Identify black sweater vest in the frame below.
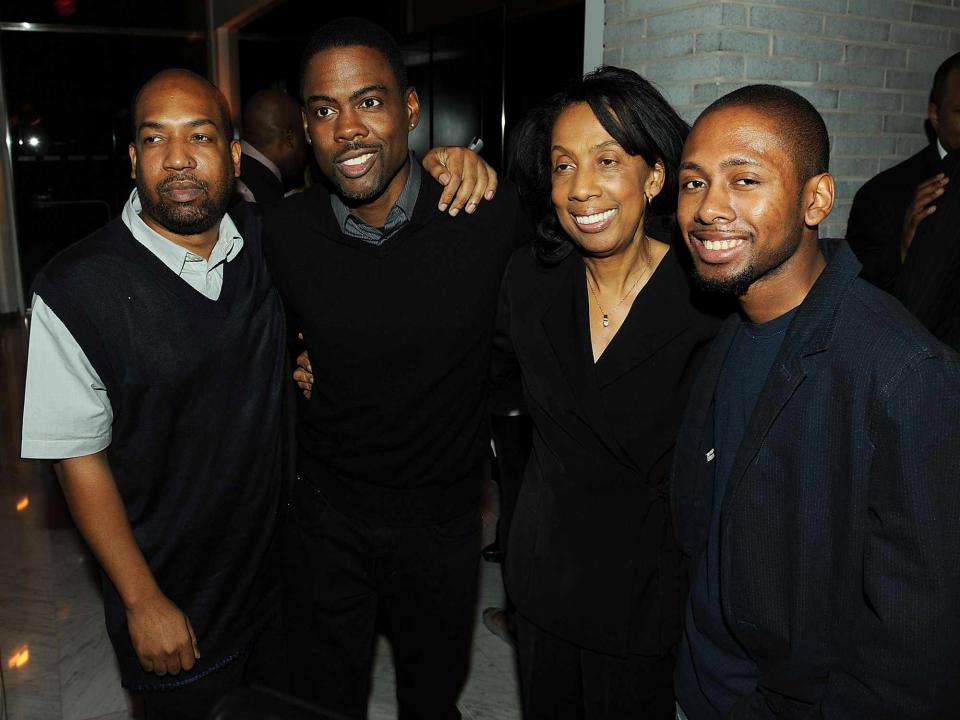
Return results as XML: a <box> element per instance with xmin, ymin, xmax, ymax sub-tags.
<box><xmin>33</xmin><ymin>204</ymin><xmax>287</xmax><ymax>690</ymax></box>
<box><xmin>264</xmin><ymin>177</ymin><xmax>526</xmax><ymax>525</ymax></box>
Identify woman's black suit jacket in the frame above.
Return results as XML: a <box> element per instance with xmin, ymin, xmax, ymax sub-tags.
<box><xmin>492</xmin><ymin>243</ymin><xmax>720</xmax><ymax>656</ymax></box>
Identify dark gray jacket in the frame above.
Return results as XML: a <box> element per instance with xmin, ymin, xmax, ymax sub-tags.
<box><xmin>672</xmin><ymin>239</ymin><xmax>960</xmax><ymax>719</ymax></box>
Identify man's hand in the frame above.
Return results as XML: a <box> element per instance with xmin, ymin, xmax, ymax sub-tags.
<box><xmin>295</xmin><ymin>348</ymin><xmax>313</xmax><ymax>400</ymax></box>
<box><xmin>902</xmin><ymin>173</ymin><xmax>949</xmax><ymax>261</ymax></box>
<box><xmin>126</xmin><ymin>589</ymin><xmax>199</xmax><ymax>676</ymax></box>
<box><xmin>422</xmin><ymin>147</ymin><xmax>498</xmax><ymax>216</ymax></box>
<box><xmin>57</xmin><ymin>452</ymin><xmax>197</xmax><ymax>678</ymax></box>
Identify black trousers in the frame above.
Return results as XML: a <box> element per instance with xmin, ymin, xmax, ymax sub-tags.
<box><xmin>283</xmin><ymin>478</ymin><xmax>481</xmax><ymax>720</ymax></box>
<box><xmin>516</xmin><ymin>612</ymin><xmax>675</xmax><ymax>720</ymax></box>
<box><xmin>142</xmin><ymin>606</ymin><xmax>286</xmax><ymax>720</ymax></box>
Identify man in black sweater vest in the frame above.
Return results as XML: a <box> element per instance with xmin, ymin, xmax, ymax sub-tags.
<box><xmin>21</xmin><ymin>71</ymin><xmax>289</xmax><ymax>719</ymax></box>
<box><xmin>263</xmin><ymin>18</ymin><xmax>525</xmax><ymax>719</ymax></box>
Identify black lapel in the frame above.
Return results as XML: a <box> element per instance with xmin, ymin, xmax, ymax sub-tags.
<box><xmin>595</xmin><ymin>249</ymin><xmax>691</xmax><ymax>388</ymax></box>
<box><xmin>540</xmin><ymin>256</ymin><xmax>634</xmax><ymax>466</ymax></box>
<box><xmin>922</xmin><ymin>143</ymin><xmax>944</xmax><ymax>176</ymax></box>
<box><xmin>673</xmin><ymin>313</ymin><xmax>739</xmax><ymax>551</ymax></box>
<box><xmin>719</xmin><ymin>341</ymin><xmax>808</xmax><ymax>518</ymax></box>
<box><xmin>719</xmin><ymin>239</ymin><xmax>859</xmax><ymax>516</ymax></box>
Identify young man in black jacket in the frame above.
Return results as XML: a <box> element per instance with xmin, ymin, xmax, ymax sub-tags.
<box><xmin>672</xmin><ymin>84</ymin><xmax>960</xmax><ymax>720</ymax></box>
<box><xmin>263</xmin><ymin>18</ymin><xmax>524</xmax><ymax>720</ymax></box>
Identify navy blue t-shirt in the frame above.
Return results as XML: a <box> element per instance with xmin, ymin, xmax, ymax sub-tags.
<box><xmin>676</xmin><ymin>307</ymin><xmax>797</xmax><ymax>718</ymax></box>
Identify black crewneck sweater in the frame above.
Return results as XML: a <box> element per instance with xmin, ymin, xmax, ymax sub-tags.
<box><xmin>32</xmin><ymin>204</ymin><xmax>287</xmax><ymax>690</ymax></box>
<box><xmin>263</xmin><ymin>176</ymin><xmax>526</xmax><ymax>525</ymax></box>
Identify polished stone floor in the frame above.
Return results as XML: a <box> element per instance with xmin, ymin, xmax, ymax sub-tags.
<box><xmin>0</xmin><ymin>315</ymin><xmax>520</xmax><ymax>720</ymax></box>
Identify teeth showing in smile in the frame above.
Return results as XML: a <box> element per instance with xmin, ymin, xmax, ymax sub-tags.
<box><xmin>340</xmin><ymin>152</ymin><xmax>375</xmax><ymax>167</ymax></box>
<box><xmin>573</xmin><ymin>209</ymin><xmax>616</xmax><ymax>225</ymax></box>
<box><xmin>703</xmin><ymin>238</ymin><xmax>744</xmax><ymax>251</ymax></box>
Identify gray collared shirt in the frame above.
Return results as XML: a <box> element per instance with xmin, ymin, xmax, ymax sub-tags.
<box><xmin>21</xmin><ymin>188</ymin><xmax>244</xmax><ymax>459</ymax></box>
<box><xmin>330</xmin><ymin>153</ymin><xmax>421</xmax><ymax>245</ymax></box>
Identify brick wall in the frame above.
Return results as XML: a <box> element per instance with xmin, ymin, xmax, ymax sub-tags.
<box><xmin>603</xmin><ymin>0</ymin><xmax>960</xmax><ymax>238</ymax></box>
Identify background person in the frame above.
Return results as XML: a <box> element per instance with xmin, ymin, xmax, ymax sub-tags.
<box><xmin>846</xmin><ymin>52</ymin><xmax>959</xmax><ymax>292</ymax></box>
<box><xmin>235</xmin><ymin>88</ymin><xmax>309</xmax><ymax>203</ymax></box>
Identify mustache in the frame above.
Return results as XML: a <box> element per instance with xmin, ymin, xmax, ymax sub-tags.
<box><xmin>157</xmin><ymin>174</ymin><xmax>209</xmax><ymax>192</ymax></box>
<box><xmin>687</xmin><ymin>222</ymin><xmax>750</xmax><ymax>236</ymax></box>
<box><xmin>333</xmin><ymin>142</ymin><xmax>381</xmax><ymax>163</ymax></box>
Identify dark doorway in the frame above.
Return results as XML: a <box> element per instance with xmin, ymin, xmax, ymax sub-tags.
<box><xmin>2</xmin><ymin>21</ymin><xmax>206</xmax><ymax>302</ymax></box>
<box><xmin>235</xmin><ymin>1</ymin><xmax>584</xmax><ymax>172</ymax></box>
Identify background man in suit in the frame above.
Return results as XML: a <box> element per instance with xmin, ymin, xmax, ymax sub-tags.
<box><xmin>846</xmin><ymin>52</ymin><xmax>960</xmax><ymax>291</ymax></box>
<box><xmin>892</xmin><ymin>149</ymin><xmax>960</xmax><ymax>349</ymax></box>
<box><xmin>235</xmin><ymin>88</ymin><xmax>309</xmax><ymax>203</ymax></box>
<box><xmin>672</xmin><ymin>84</ymin><xmax>960</xmax><ymax>720</ymax></box>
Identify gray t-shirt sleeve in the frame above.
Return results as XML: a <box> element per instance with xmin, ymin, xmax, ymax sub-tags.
<box><xmin>21</xmin><ymin>294</ymin><xmax>112</xmax><ymax>459</ymax></box>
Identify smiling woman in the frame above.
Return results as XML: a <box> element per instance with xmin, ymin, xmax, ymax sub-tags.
<box><xmin>491</xmin><ymin>67</ymin><xmax>724</xmax><ymax>720</ymax></box>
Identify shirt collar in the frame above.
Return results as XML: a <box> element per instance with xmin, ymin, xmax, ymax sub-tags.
<box><xmin>121</xmin><ymin>188</ymin><xmax>244</xmax><ymax>275</ymax></box>
<box><xmin>938</xmin><ymin>138</ymin><xmax>948</xmax><ymax>160</ymax></box>
<box><xmin>241</xmin><ymin>140</ymin><xmax>283</xmax><ymax>183</ymax></box>
<box><xmin>330</xmin><ymin>152</ymin><xmax>421</xmax><ymax>234</ymax></box>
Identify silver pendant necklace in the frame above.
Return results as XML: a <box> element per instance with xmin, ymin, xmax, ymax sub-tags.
<box><xmin>587</xmin><ymin>264</ymin><xmax>651</xmax><ymax>328</ymax></box>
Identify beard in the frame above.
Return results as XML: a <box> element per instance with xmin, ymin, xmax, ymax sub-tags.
<box><xmin>690</xmin><ymin>223</ymin><xmax>804</xmax><ymax>298</ymax></box>
<box><xmin>330</xmin><ymin>143</ymin><xmax>388</xmax><ymax>202</ymax></box>
<box><xmin>137</xmin><ymin>171</ymin><xmax>233</xmax><ymax>235</ymax></box>
<box><xmin>692</xmin><ymin>262</ymin><xmax>758</xmax><ymax>297</ymax></box>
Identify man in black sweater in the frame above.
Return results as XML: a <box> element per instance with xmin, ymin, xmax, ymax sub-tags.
<box><xmin>263</xmin><ymin>18</ymin><xmax>524</xmax><ymax>719</ymax></box>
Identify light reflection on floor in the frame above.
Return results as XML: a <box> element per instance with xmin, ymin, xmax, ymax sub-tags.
<box><xmin>0</xmin><ymin>316</ymin><xmax>520</xmax><ymax>719</ymax></box>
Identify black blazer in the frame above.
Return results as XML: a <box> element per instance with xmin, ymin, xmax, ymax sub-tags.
<box><xmin>494</xmin><ymin>244</ymin><xmax>720</xmax><ymax>656</ymax></box>
<box><xmin>671</xmin><ymin>240</ymin><xmax>960</xmax><ymax>719</ymax></box>
<box><xmin>846</xmin><ymin>144</ymin><xmax>941</xmax><ymax>292</ymax></box>
<box><xmin>894</xmin><ymin>150</ymin><xmax>960</xmax><ymax>350</ymax></box>
<box><xmin>239</xmin><ymin>152</ymin><xmax>285</xmax><ymax>204</ymax></box>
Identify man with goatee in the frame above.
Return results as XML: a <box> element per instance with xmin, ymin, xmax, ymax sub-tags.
<box><xmin>672</xmin><ymin>84</ymin><xmax>960</xmax><ymax>720</ymax></box>
<box><xmin>21</xmin><ymin>69</ymin><xmax>288</xmax><ymax>719</ymax></box>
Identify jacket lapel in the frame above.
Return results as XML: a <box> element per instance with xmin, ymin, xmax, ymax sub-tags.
<box><xmin>720</xmin><ymin>240</ymin><xmax>861</xmax><ymax>516</ymax></box>
<box><xmin>540</xmin><ymin>256</ymin><xmax>634</xmax><ymax>467</ymax></box>
<box><xmin>672</xmin><ymin>313</ymin><xmax>739</xmax><ymax>553</ymax></box>
<box><xmin>719</xmin><ymin>344</ymin><xmax>808</xmax><ymax>518</ymax></box>
<box><xmin>595</xmin><ymin>250</ymin><xmax>691</xmax><ymax>388</ymax></box>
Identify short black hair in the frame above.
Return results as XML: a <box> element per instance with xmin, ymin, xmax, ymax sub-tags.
<box><xmin>698</xmin><ymin>84</ymin><xmax>829</xmax><ymax>183</ymax></box>
<box><xmin>930</xmin><ymin>51</ymin><xmax>960</xmax><ymax>106</ymax></box>
<box><xmin>131</xmin><ymin>69</ymin><xmax>234</xmax><ymax>141</ymax></box>
<box><xmin>300</xmin><ymin>17</ymin><xmax>408</xmax><ymax>102</ymax></box>
<box><xmin>510</xmin><ymin>66</ymin><xmax>689</xmax><ymax>263</ymax></box>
